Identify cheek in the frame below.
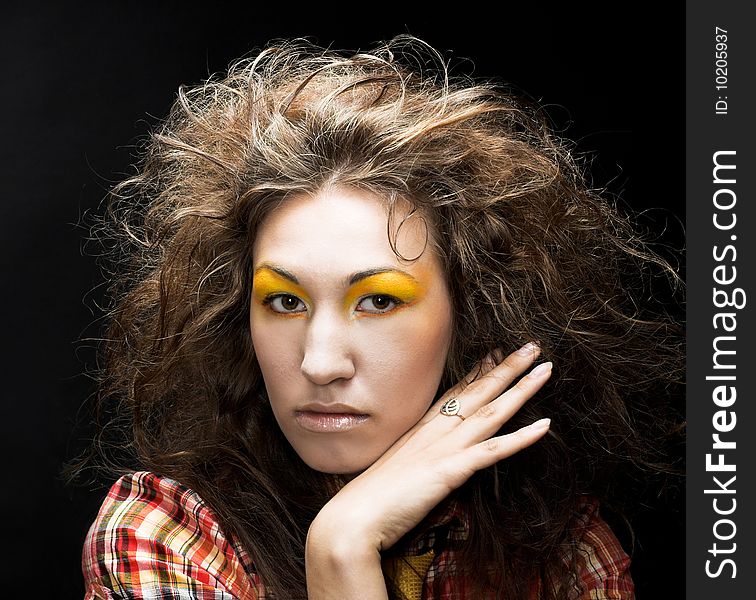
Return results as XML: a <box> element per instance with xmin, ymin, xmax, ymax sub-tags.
<box><xmin>249</xmin><ymin>308</ymin><xmax>303</xmax><ymax>399</ymax></box>
<box><xmin>414</xmin><ymin>319</ymin><xmax>451</xmax><ymax>389</ymax></box>
<box><xmin>358</xmin><ymin>306</ymin><xmax>452</xmax><ymax>396</ymax></box>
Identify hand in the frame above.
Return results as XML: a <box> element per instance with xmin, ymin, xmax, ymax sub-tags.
<box><xmin>308</xmin><ymin>344</ymin><xmax>552</xmax><ymax>554</ymax></box>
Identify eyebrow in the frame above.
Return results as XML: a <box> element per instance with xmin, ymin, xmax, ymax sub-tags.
<box><xmin>254</xmin><ymin>264</ymin><xmax>300</xmax><ymax>284</ymax></box>
<box><xmin>348</xmin><ymin>267</ymin><xmax>419</xmax><ymax>286</ymax></box>
<box><xmin>254</xmin><ymin>264</ymin><xmax>419</xmax><ymax>286</ymax></box>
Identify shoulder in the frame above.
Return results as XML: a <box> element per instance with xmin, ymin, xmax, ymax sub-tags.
<box><xmin>566</xmin><ymin>499</ymin><xmax>634</xmax><ymax>599</ymax></box>
<box><xmin>82</xmin><ymin>471</ymin><xmax>262</xmax><ymax>600</ymax></box>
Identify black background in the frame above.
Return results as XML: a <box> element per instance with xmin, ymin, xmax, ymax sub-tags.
<box><xmin>1</xmin><ymin>3</ymin><xmax>685</xmax><ymax>596</ymax></box>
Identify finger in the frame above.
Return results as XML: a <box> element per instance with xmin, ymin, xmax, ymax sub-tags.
<box><xmin>370</xmin><ymin>351</ymin><xmax>509</xmax><ymax>461</ymax></box>
<box><xmin>429</xmin><ymin>343</ymin><xmax>542</xmax><ymax>420</ymax></box>
<box><xmin>414</xmin><ymin>348</ymin><xmax>505</xmax><ymax>427</ymax></box>
<box><xmin>449</xmin><ymin>347</ymin><xmax>505</xmax><ymax>393</ymax></box>
<box><xmin>456</xmin><ymin>417</ymin><xmax>551</xmax><ymax>474</ymax></box>
<box><xmin>454</xmin><ymin>361</ymin><xmax>553</xmax><ymax>443</ymax></box>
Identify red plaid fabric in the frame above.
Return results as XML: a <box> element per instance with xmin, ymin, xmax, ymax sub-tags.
<box><xmin>83</xmin><ymin>472</ymin><xmax>261</xmax><ymax>599</ymax></box>
<box><xmin>385</xmin><ymin>493</ymin><xmax>633</xmax><ymax>599</ymax></box>
<box><xmin>567</xmin><ymin>503</ymin><xmax>635</xmax><ymax>600</ymax></box>
<box><xmin>83</xmin><ymin>472</ymin><xmax>633</xmax><ymax>599</ymax></box>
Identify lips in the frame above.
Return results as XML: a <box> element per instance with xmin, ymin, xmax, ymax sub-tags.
<box><xmin>295</xmin><ymin>403</ymin><xmax>369</xmax><ymax>432</ymax></box>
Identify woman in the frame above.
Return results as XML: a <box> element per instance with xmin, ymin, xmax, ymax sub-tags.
<box><xmin>80</xmin><ymin>36</ymin><xmax>682</xmax><ymax>599</ymax></box>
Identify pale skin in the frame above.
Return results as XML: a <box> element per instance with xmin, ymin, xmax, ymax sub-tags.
<box><xmin>249</xmin><ymin>186</ymin><xmax>552</xmax><ymax>598</ymax></box>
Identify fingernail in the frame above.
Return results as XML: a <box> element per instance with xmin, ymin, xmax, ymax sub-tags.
<box><xmin>516</xmin><ymin>342</ymin><xmax>539</xmax><ymax>356</ymax></box>
<box><xmin>528</xmin><ymin>361</ymin><xmax>552</xmax><ymax>378</ymax></box>
<box><xmin>526</xmin><ymin>418</ymin><xmax>551</xmax><ymax>431</ymax></box>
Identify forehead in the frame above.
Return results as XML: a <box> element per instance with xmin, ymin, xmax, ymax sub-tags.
<box><xmin>252</xmin><ymin>187</ymin><xmax>433</xmax><ymax>271</ymax></box>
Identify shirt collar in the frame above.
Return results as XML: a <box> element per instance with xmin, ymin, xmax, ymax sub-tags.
<box><xmin>404</xmin><ymin>494</ymin><xmax>471</xmax><ymax>555</ymax></box>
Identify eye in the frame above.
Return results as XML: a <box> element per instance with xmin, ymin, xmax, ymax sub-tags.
<box><xmin>265</xmin><ymin>294</ymin><xmax>307</xmax><ymax>314</ymax></box>
<box><xmin>355</xmin><ymin>294</ymin><xmax>402</xmax><ymax>314</ymax></box>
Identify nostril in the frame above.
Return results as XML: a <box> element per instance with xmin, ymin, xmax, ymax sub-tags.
<box><xmin>301</xmin><ymin>350</ymin><xmax>355</xmax><ymax>385</ymax></box>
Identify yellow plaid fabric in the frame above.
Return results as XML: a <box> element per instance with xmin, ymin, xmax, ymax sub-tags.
<box><xmin>383</xmin><ymin>549</ymin><xmax>436</xmax><ymax>600</ymax></box>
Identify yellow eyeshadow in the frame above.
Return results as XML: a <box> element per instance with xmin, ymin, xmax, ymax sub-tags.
<box><xmin>344</xmin><ymin>272</ymin><xmax>426</xmax><ymax>311</ymax></box>
<box><xmin>252</xmin><ymin>268</ymin><xmax>311</xmax><ymax>305</ymax></box>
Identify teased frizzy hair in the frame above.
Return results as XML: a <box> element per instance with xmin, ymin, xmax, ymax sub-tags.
<box><xmin>77</xmin><ymin>36</ymin><xmax>683</xmax><ymax>599</ymax></box>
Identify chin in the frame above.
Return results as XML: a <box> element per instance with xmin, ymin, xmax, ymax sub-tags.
<box><xmin>300</xmin><ymin>449</ymin><xmax>375</xmax><ymax>476</ymax></box>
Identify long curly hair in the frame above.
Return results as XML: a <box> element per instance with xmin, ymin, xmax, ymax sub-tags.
<box><xmin>80</xmin><ymin>36</ymin><xmax>683</xmax><ymax>599</ymax></box>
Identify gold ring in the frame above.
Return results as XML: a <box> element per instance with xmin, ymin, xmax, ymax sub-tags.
<box><xmin>440</xmin><ymin>398</ymin><xmax>465</xmax><ymax>421</ymax></box>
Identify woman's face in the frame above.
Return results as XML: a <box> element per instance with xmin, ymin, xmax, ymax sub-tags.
<box><xmin>250</xmin><ymin>187</ymin><xmax>453</xmax><ymax>474</ymax></box>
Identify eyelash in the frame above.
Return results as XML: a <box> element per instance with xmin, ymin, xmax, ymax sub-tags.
<box><xmin>262</xmin><ymin>293</ymin><xmax>404</xmax><ymax>315</ymax></box>
<box><xmin>355</xmin><ymin>294</ymin><xmax>403</xmax><ymax>314</ymax></box>
<box><xmin>263</xmin><ymin>294</ymin><xmax>307</xmax><ymax>314</ymax></box>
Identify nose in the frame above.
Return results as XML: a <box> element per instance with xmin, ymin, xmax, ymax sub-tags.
<box><xmin>300</xmin><ymin>309</ymin><xmax>356</xmax><ymax>385</ymax></box>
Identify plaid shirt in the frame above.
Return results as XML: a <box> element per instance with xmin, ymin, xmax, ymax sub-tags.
<box><xmin>83</xmin><ymin>471</ymin><xmax>634</xmax><ymax>599</ymax></box>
